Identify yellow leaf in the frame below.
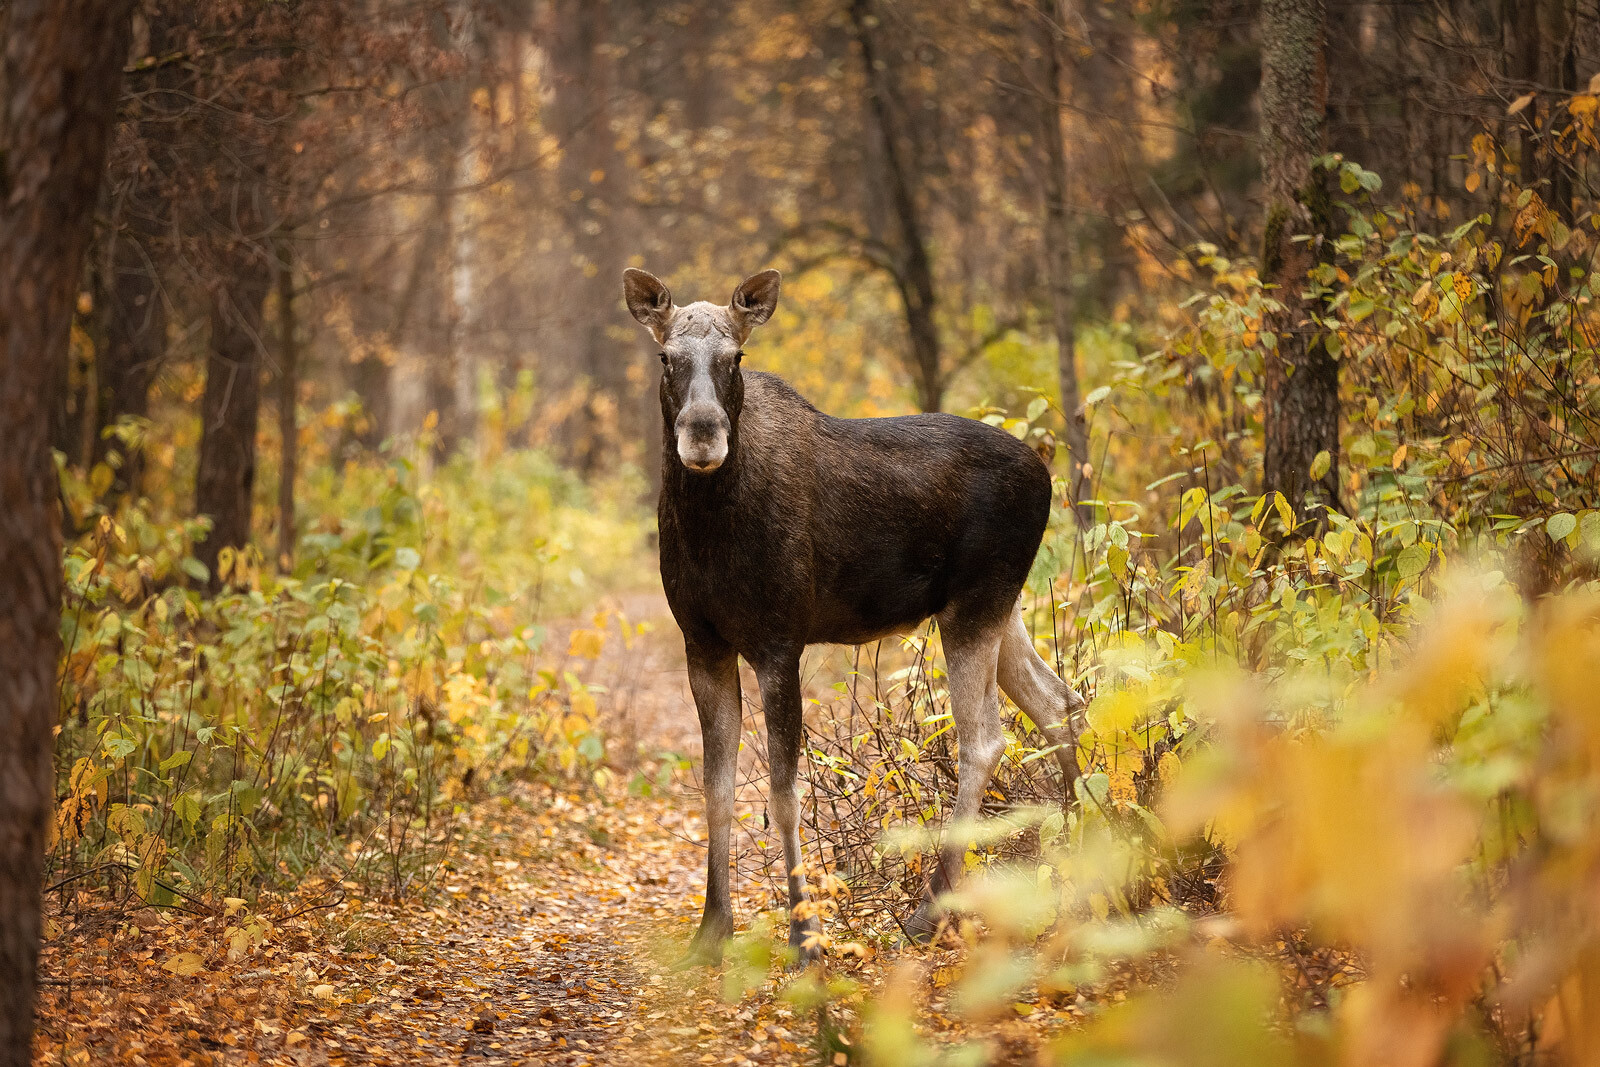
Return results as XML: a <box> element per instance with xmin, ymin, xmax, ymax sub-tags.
<box><xmin>1464</xmin><ymin>171</ymin><xmax>1481</xmax><ymax>193</ymax></box>
<box><xmin>568</xmin><ymin>629</ymin><xmax>604</xmax><ymax>659</ymax></box>
<box><xmin>1392</xmin><ymin>443</ymin><xmax>1409</xmax><ymax>470</ymax></box>
<box><xmin>569</xmin><ymin>687</ymin><xmax>598</xmax><ymax>722</ymax></box>
<box><xmin>1158</xmin><ymin>751</ymin><xmax>1181</xmax><ymax>788</ymax></box>
<box><xmin>1087</xmin><ymin>689</ymin><xmax>1141</xmax><ymax>738</ymax></box>
<box><xmin>1508</xmin><ymin>91</ymin><xmax>1536</xmax><ymax>115</ymax></box>
<box><xmin>227</xmin><ymin>927</ymin><xmax>251</xmax><ymax>961</ymax></box>
<box><xmin>162</xmin><ymin>952</ymin><xmax>204</xmax><ymax>976</ymax></box>
<box><xmin>1309</xmin><ymin>449</ymin><xmax>1331</xmax><ymax>482</ymax></box>
<box><xmin>312</xmin><ymin>983</ymin><xmax>335</xmax><ymax>999</ymax></box>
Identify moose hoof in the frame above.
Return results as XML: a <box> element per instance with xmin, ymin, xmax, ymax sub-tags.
<box><xmin>673</xmin><ymin>938</ymin><xmax>725</xmax><ymax>970</ymax></box>
<box><xmin>904</xmin><ymin>901</ymin><xmax>944</xmax><ymax>945</ymax></box>
<box><xmin>785</xmin><ymin>923</ymin><xmax>824</xmax><ymax>970</ymax></box>
<box><xmin>675</xmin><ymin>918</ymin><xmax>732</xmax><ymax>970</ymax></box>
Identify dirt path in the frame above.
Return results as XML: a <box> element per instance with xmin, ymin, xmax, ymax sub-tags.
<box><xmin>37</xmin><ymin>590</ymin><xmax>1101</xmax><ymax>1066</ymax></box>
<box><xmin>36</xmin><ymin>594</ymin><xmax>833</xmax><ymax>1067</ymax></box>
<box><xmin>310</xmin><ymin>783</ymin><xmax>819</xmax><ymax>1067</ymax></box>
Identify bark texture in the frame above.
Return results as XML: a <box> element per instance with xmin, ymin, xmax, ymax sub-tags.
<box><xmin>92</xmin><ymin>233</ymin><xmax>166</xmax><ymax>494</ymax></box>
<box><xmin>194</xmin><ymin>241</ymin><xmax>271</xmax><ymax>587</ymax></box>
<box><xmin>548</xmin><ymin>0</ymin><xmax>630</xmax><ymax>471</ymax></box>
<box><xmin>1259</xmin><ymin>0</ymin><xmax>1339</xmax><ymax>515</ymax></box>
<box><xmin>0</xmin><ymin>0</ymin><xmax>133</xmax><ymax>1059</ymax></box>
<box><xmin>1035</xmin><ymin>0</ymin><xmax>1091</xmax><ymax>515</ymax></box>
<box><xmin>276</xmin><ymin>246</ymin><xmax>298</xmax><ymax>570</ymax></box>
<box><xmin>850</xmin><ymin>0</ymin><xmax>945</xmax><ymax>413</ymax></box>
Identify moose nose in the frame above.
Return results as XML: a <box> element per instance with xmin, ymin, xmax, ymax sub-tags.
<box><xmin>676</xmin><ymin>410</ymin><xmax>729</xmax><ymax>473</ymax></box>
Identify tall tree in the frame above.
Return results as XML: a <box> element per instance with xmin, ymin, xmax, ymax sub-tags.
<box><xmin>89</xmin><ymin>8</ymin><xmax>182</xmax><ymax>497</ymax></box>
<box><xmin>547</xmin><ymin>0</ymin><xmax>633</xmax><ymax>469</ymax></box>
<box><xmin>92</xmin><ymin>233</ymin><xmax>166</xmax><ymax>495</ymax></box>
<box><xmin>1033</xmin><ymin>0</ymin><xmax>1092</xmax><ymax>514</ymax></box>
<box><xmin>849</xmin><ymin>0</ymin><xmax>946</xmax><ymax>413</ymax></box>
<box><xmin>195</xmin><ymin>229</ymin><xmax>272</xmax><ymax>586</ymax></box>
<box><xmin>1258</xmin><ymin>0</ymin><xmax>1339</xmax><ymax>514</ymax></box>
<box><xmin>180</xmin><ymin>0</ymin><xmax>297</xmax><ymax>585</ymax></box>
<box><xmin>0</xmin><ymin>1</ymin><xmax>133</xmax><ymax>1059</ymax></box>
<box><xmin>275</xmin><ymin>243</ymin><xmax>299</xmax><ymax>570</ymax></box>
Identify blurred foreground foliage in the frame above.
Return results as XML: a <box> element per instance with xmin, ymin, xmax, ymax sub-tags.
<box><xmin>763</xmin><ymin>117</ymin><xmax>1600</xmax><ymax>1065</ymax></box>
<box><xmin>49</xmin><ymin>443</ymin><xmax>652</xmax><ymax>905</ymax></box>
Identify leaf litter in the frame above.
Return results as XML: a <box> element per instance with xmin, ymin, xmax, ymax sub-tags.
<box><xmin>34</xmin><ymin>594</ymin><xmax>1353</xmax><ymax>1066</ymax></box>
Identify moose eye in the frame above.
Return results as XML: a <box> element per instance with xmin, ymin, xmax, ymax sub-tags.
<box><xmin>659</xmin><ymin>352</ymin><xmax>668</xmax><ymax>366</ymax></box>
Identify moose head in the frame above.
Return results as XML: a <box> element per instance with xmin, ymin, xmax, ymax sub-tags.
<box><xmin>623</xmin><ymin>268</ymin><xmax>781</xmax><ymax>473</ymax></box>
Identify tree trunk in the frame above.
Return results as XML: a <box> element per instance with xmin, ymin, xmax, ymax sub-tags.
<box><xmin>1541</xmin><ymin>0</ymin><xmax>1577</xmax><ymax>225</ymax></box>
<box><xmin>1035</xmin><ymin>0</ymin><xmax>1092</xmax><ymax>516</ymax></box>
<box><xmin>426</xmin><ymin>178</ymin><xmax>463</xmax><ymax>461</ymax></box>
<box><xmin>1080</xmin><ymin>0</ymin><xmax>1141</xmax><ymax>308</ymax></box>
<box><xmin>0</xmin><ymin>1</ymin><xmax>132</xmax><ymax>1060</ymax></box>
<box><xmin>1500</xmin><ymin>0</ymin><xmax>1541</xmax><ymax>201</ymax></box>
<box><xmin>548</xmin><ymin>0</ymin><xmax>632</xmax><ymax>471</ymax></box>
<box><xmin>1259</xmin><ymin>0</ymin><xmax>1339</xmax><ymax>517</ymax></box>
<box><xmin>92</xmin><ymin>236</ymin><xmax>166</xmax><ymax>496</ymax></box>
<box><xmin>349</xmin><ymin>352</ymin><xmax>392</xmax><ymax>449</ymax></box>
<box><xmin>195</xmin><ymin>242</ymin><xmax>271</xmax><ymax>588</ymax></box>
<box><xmin>849</xmin><ymin>0</ymin><xmax>944</xmax><ymax>413</ymax></box>
<box><xmin>275</xmin><ymin>245</ymin><xmax>298</xmax><ymax>571</ymax></box>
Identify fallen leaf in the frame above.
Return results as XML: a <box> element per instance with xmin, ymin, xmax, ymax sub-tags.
<box><xmin>161</xmin><ymin>952</ymin><xmax>204</xmax><ymax>976</ymax></box>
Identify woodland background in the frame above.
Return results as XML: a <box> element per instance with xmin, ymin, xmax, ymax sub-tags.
<box><xmin>6</xmin><ymin>0</ymin><xmax>1600</xmax><ymax>1064</ymax></box>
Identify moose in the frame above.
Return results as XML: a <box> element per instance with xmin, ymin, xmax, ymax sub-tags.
<box><xmin>623</xmin><ymin>267</ymin><xmax>1086</xmax><ymax>965</ymax></box>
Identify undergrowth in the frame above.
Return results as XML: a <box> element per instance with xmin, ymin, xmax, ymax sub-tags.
<box><xmin>719</xmin><ymin>110</ymin><xmax>1600</xmax><ymax>1065</ymax></box>
<box><xmin>48</xmin><ymin>444</ymin><xmax>653</xmax><ymax>911</ymax></box>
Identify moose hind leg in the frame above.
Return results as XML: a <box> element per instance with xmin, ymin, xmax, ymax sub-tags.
<box><xmin>907</xmin><ymin>615</ymin><xmax>1006</xmax><ymax>943</ymax></box>
<box><xmin>682</xmin><ymin>640</ymin><xmax>741</xmax><ymax>966</ymax></box>
<box><xmin>753</xmin><ymin>652</ymin><xmax>821</xmax><ymax>965</ymax></box>
<box><xmin>998</xmin><ymin>602</ymin><xmax>1085</xmax><ymax>803</ymax></box>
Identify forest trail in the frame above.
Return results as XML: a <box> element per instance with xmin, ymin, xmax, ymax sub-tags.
<box><xmin>36</xmin><ymin>595</ymin><xmax>832</xmax><ymax>1067</ymax></box>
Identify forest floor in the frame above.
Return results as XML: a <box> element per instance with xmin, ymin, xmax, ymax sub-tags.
<box><xmin>33</xmin><ymin>595</ymin><xmax>1153</xmax><ymax>1067</ymax></box>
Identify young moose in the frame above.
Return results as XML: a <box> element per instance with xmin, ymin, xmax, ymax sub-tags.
<box><xmin>623</xmin><ymin>267</ymin><xmax>1086</xmax><ymax>964</ymax></box>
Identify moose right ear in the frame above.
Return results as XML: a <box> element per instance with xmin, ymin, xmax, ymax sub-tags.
<box><xmin>623</xmin><ymin>268</ymin><xmax>674</xmax><ymax>342</ymax></box>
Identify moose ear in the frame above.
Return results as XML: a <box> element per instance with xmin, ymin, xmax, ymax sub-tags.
<box><xmin>729</xmin><ymin>269</ymin><xmax>781</xmax><ymax>339</ymax></box>
<box><xmin>623</xmin><ymin>268</ymin><xmax>674</xmax><ymax>341</ymax></box>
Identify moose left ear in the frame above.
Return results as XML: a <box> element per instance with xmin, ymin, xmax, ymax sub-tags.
<box><xmin>729</xmin><ymin>269</ymin><xmax>781</xmax><ymax>339</ymax></box>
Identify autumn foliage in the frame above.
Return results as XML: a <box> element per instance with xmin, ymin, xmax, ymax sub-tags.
<box><xmin>18</xmin><ymin>1</ymin><xmax>1600</xmax><ymax>1065</ymax></box>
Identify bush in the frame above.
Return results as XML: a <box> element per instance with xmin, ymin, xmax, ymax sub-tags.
<box><xmin>49</xmin><ymin>444</ymin><xmax>652</xmax><ymax>905</ymax></box>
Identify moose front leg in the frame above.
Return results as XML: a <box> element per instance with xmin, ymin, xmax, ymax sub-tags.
<box><xmin>753</xmin><ymin>653</ymin><xmax>823</xmax><ymax>965</ymax></box>
<box><xmin>683</xmin><ymin>639</ymin><xmax>741</xmax><ymax>966</ymax></box>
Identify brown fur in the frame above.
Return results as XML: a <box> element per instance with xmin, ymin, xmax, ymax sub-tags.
<box><xmin>623</xmin><ymin>268</ymin><xmax>1083</xmax><ymax>962</ymax></box>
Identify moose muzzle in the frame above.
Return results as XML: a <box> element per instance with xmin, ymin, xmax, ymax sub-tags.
<box><xmin>675</xmin><ymin>406</ymin><xmax>730</xmax><ymax>472</ymax></box>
